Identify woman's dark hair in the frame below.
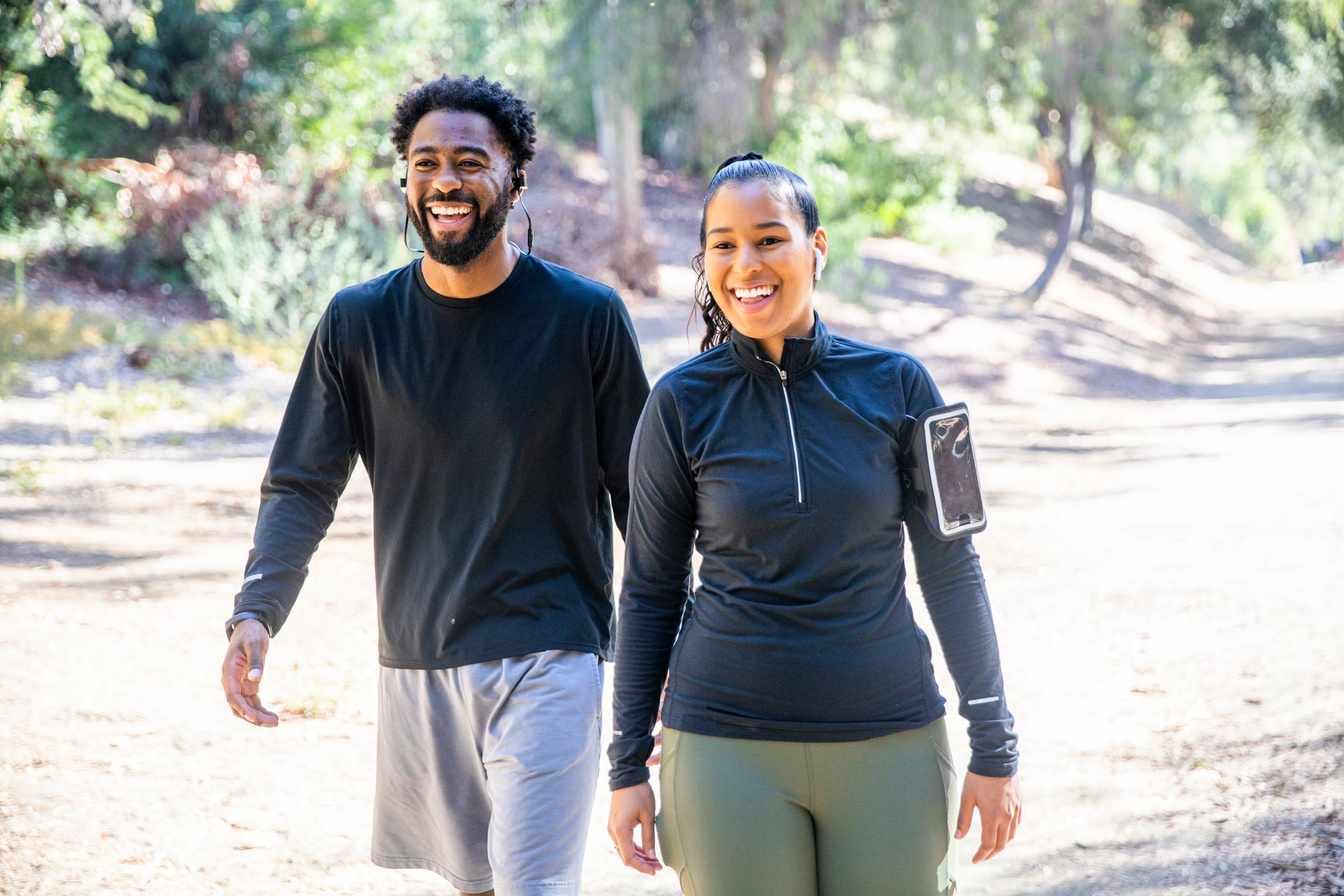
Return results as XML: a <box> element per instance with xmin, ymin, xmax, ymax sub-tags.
<box><xmin>390</xmin><ymin>75</ymin><xmax>536</xmax><ymax>170</ymax></box>
<box><xmin>693</xmin><ymin>153</ymin><xmax>821</xmax><ymax>352</ymax></box>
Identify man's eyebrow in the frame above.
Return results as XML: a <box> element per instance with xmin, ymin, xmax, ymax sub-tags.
<box><xmin>706</xmin><ymin>221</ymin><xmax>789</xmax><ymax>235</ymax></box>
<box><xmin>409</xmin><ymin>143</ymin><xmax>493</xmax><ymax>158</ymax></box>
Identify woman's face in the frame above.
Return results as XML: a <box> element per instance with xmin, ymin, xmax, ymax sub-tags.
<box><xmin>703</xmin><ymin>180</ymin><xmax>826</xmax><ymax>364</ymax></box>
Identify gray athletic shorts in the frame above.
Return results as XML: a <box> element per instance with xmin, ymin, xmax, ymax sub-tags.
<box><xmin>371</xmin><ymin>650</ymin><xmax>603</xmax><ymax>895</ymax></box>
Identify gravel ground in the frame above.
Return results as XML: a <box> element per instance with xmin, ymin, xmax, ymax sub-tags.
<box><xmin>2</xmin><ymin>178</ymin><xmax>1342</xmax><ymax>895</ymax></box>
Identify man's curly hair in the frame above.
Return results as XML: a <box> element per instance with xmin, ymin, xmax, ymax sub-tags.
<box><xmin>390</xmin><ymin>75</ymin><xmax>537</xmax><ymax>170</ymax></box>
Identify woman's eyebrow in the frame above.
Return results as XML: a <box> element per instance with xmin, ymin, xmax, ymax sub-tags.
<box><xmin>706</xmin><ymin>220</ymin><xmax>789</xmax><ymax>235</ymax></box>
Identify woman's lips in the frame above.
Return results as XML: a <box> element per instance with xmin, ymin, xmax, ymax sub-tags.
<box><xmin>731</xmin><ymin>285</ymin><xmax>777</xmax><ymax>312</ymax></box>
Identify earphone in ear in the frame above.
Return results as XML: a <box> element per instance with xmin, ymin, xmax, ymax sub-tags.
<box><xmin>813</xmin><ymin>247</ymin><xmax>825</xmax><ymax>281</ymax></box>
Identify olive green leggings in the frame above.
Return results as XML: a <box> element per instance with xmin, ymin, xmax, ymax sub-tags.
<box><xmin>656</xmin><ymin>720</ymin><xmax>957</xmax><ymax>896</ymax></box>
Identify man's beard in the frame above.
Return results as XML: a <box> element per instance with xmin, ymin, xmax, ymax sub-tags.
<box><xmin>408</xmin><ymin>184</ymin><xmax>512</xmax><ymax>268</ymax></box>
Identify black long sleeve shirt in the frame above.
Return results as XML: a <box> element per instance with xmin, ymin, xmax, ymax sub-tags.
<box><xmin>608</xmin><ymin>318</ymin><xmax>1017</xmax><ymax>789</ymax></box>
<box><xmin>232</xmin><ymin>256</ymin><xmax>650</xmax><ymax>669</ymax></box>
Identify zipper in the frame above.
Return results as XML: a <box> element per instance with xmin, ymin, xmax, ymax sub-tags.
<box><xmin>764</xmin><ymin>359</ymin><xmax>804</xmax><ymax>505</ymax></box>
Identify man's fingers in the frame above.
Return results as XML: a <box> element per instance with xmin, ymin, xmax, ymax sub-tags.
<box><xmin>608</xmin><ymin>784</ymin><xmax>661</xmax><ymax>876</ymax></box>
<box><xmin>609</xmin><ymin>825</ymin><xmax>652</xmax><ymax>875</ymax></box>
<box><xmin>222</xmin><ymin>620</ymin><xmax>275</xmax><ymax>727</ymax></box>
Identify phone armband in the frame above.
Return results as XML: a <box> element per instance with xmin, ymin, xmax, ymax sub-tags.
<box><xmin>899</xmin><ymin>402</ymin><xmax>987</xmax><ymax>541</ymax></box>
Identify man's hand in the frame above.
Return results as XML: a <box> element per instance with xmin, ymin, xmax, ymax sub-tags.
<box><xmin>608</xmin><ymin>782</ymin><xmax>662</xmax><ymax>875</ymax></box>
<box><xmin>222</xmin><ymin>619</ymin><xmax>279</xmax><ymax>727</ymax></box>
<box><xmin>955</xmin><ymin>771</ymin><xmax>1022</xmax><ymax>863</ymax></box>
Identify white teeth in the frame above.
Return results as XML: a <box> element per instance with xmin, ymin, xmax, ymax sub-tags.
<box><xmin>734</xmin><ymin>286</ymin><xmax>774</xmax><ymax>300</ymax></box>
<box><xmin>429</xmin><ymin>204</ymin><xmax>471</xmax><ymax>216</ymax></box>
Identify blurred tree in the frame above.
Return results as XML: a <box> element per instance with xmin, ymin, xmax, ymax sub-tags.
<box><xmin>983</xmin><ymin>0</ymin><xmax>1165</xmax><ymax>301</ymax></box>
<box><xmin>588</xmin><ymin>0</ymin><xmax>656</xmax><ymax>290</ymax></box>
<box><xmin>1152</xmin><ymin>0</ymin><xmax>1344</xmax><ymax>245</ymax></box>
<box><xmin>1</xmin><ymin>0</ymin><xmax>177</xmax><ymax>304</ymax></box>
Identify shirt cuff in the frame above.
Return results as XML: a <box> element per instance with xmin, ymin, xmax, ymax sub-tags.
<box><xmin>225</xmin><ymin>611</ymin><xmax>272</xmax><ymax>640</ymax></box>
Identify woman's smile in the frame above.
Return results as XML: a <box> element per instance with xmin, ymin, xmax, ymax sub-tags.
<box><xmin>703</xmin><ymin>180</ymin><xmax>826</xmax><ymax>362</ymax></box>
<box><xmin>730</xmin><ymin>283</ymin><xmax>778</xmax><ymax>310</ymax></box>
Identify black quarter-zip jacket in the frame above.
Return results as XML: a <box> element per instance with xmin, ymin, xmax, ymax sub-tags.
<box><xmin>231</xmin><ymin>255</ymin><xmax>650</xmax><ymax>669</ymax></box>
<box><xmin>608</xmin><ymin>317</ymin><xmax>1017</xmax><ymax>789</ymax></box>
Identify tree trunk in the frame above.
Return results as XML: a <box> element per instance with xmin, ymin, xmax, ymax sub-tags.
<box><xmin>1024</xmin><ymin>105</ymin><xmax>1083</xmax><ymax>304</ymax></box>
<box><xmin>692</xmin><ymin>0</ymin><xmax>756</xmax><ymax>167</ymax></box>
<box><xmin>12</xmin><ymin>249</ymin><xmax>26</xmax><ymax>311</ymax></box>
<box><xmin>1079</xmin><ymin>138</ymin><xmax>1096</xmax><ymax>243</ymax></box>
<box><xmin>757</xmin><ymin>32</ymin><xmax>784</xmax><ymax>146</ymax></box>
<box><xmin>592</xmin><ymin>5</ymin><xmax>654</xmax><ymax>292</ymax></box>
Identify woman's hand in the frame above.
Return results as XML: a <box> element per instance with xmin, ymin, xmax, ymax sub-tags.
<box><xmin>608</xmin><ymin>782</ymin><xmax>663</xmax><ymax>875</ymax></box>
<box><xmin>955</xmin><ymin>771</ymin><xmax>1022</xmax><ymax>863</ymax></box>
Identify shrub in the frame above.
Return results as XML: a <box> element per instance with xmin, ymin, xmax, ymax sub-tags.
<box><xmin>183</xmin><ymin>175</ymin><xmax>396</xmax><ymax>339</ymax></box>
<box><xmin>768</xmin><ymin>115</ymin><xmax>994</xmax><ymax>296</ymax></box>
<box><xmin>78</xmin><ymin>143</ymin><xmax>267</xmax><ymax>286</ymax></box>
<box><xmin>906</xmin><ymin>199</ymin><xmax>1006</xmax><ymax>254</ymax></box>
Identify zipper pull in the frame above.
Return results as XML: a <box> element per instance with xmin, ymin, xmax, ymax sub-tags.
<box><xmin>779</xmin><ymin>369</ymin><xmax>788</xmax><ymax>383</ymax></box>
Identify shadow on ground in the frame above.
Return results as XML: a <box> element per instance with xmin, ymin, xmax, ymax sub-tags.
<box><xmin>1009</xmin><ymin>729</ymin><xmax>1344</xmax><ymax>896</ymax></box>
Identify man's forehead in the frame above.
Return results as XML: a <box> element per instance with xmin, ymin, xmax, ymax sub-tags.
<box><xmin>408</xmin><ymin>109</ymin><xmax>503</xmax><ymax>155</ymax></box>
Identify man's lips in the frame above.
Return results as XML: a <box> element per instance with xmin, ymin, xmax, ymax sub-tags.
<box><xmin>423</xmin><ymin>201</ymin><xmax>475</xmax><ymax>230</ymax></box>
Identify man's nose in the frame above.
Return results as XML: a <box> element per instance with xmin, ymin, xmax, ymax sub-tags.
<box><xmin>433</xmin><ymin>165</ymin><xmax>464</xmax><ymax>193</ymax></box>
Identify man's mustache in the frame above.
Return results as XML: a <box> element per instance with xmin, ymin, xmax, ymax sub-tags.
<box><xmin>419</xmin><ymin>191</ymin><xmax>476</xmax><ymax>208</ymax></box>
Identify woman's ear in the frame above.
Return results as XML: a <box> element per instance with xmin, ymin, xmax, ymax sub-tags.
<box><xmin>812</xmin><ymin>229</ymin><xmax>828</xmax><ymax>281</ymax></box>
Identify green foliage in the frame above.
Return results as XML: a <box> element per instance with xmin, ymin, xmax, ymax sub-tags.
<box><xmin>906</xmin><ymin>199</ymin><xmax>1008</xmax><ymax>253</ymax></box>
<box><xmin>6</xmin><ymin>0</ymin><xmax>1344</xmax><ymax>296</ymax></box>
<box><xmin>204</xmin><ymin>392</ymin><xmax>260</xmax><ymax>430</ymax></box>
<box><xmin>0</xmin><ymin>461</ymin><xmax>45</xmax><ymax>496</ymax></box>
<box><xmin>183</xmin><ymin>176</ymin><xmax>395</xmax><ymax>338</ymax></box>
<box><xmin>1</xmin><ymin>1</ymin><xmax>172</xmax><ymax>304</ymax></box>
<box><xmin>0</xmin><ymin>302</ymin><xmax>109</xmax><ymax>365</ymax></box>
<box><xmin>768</xmin><ymin>112</ymin><xmax>999</xmax><ymax>292</ymax></box>
<box><xmin>20</xmin><ymin>0</ymin><xmax>175</xmax><ymax>127</ymax></box>
<box><xmin>0</xmin><ymin>76</ymin><xmax>125</xmax><ymax>265</ymax></box>
<box><xmin>1186</xmin><ymin>154</ymin><xmax>1298</xmax><ymax>264</ymax></box>
<box><xmin>66</xmin><ymin>379</ymin><xmax>189</xmax><ymax>424</ymax></box>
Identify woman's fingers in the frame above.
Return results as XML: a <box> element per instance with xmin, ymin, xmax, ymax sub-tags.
<box><xmin>960</xmin><ymin>771</ymin><xmax>1022</xmax><ymax>864</ymax></box>
<box><xmin>647</xmin><ymin>730</ymin><xmax>662</xmax><ymax>766</ymax></box>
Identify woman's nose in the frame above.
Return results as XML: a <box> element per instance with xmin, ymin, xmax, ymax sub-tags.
<box><xmin>733</xmin><ymin>245</ymin><xmax>762</xmax><ymax>273</ymax></box>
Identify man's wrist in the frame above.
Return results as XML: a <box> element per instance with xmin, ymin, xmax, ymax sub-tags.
<box><xmin>225</xmin><ymin>611</ymin><xmax>271</xmax><ymax>640</ymax></box>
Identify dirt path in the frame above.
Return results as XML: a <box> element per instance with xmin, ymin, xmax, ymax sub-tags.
<box><xmin>2</xmin><ymin>193</ymin><xmax>1343</xmax><ymax>895</ymax></box>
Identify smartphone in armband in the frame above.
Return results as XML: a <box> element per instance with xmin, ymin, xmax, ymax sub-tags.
<box><xmin>899</xmin><ymin>402</ymin><xmax>987</xmax><ymax>541</ymax></box>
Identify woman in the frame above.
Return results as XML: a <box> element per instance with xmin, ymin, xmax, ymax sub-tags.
<box><xmin>607</xmin><ymin>154</ymin><xmax>1021</xmax><ymax>896</ymax></box>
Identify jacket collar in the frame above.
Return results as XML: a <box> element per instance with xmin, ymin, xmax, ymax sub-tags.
<box><xmin>728</xmin><ymin>313</ymin><xmax>832</xmax><ymax>379</ymax></box>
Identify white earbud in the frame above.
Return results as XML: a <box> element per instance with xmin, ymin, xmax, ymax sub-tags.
<box><xmin>813</xmin><ymin>247</ymin><xmax>825</xmax><ymax>281</ymax></box>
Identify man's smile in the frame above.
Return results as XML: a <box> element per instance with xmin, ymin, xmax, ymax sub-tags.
<box><xmin>425</xmin><ymin>202</ymin><xmax>475</xmax><ymax>230</ymax></box>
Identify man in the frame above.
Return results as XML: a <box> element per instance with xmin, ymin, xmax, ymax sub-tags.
<box><xmin>220</xmin><ymin>75</ymin><xmax>650</xmax><ymax>896</ymax></box>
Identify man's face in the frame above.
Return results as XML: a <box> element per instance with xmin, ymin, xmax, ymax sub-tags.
<box><xmin>404</xmin><ymin>109</ymin><xmax>515</xmax><ymax>268</ymax></box>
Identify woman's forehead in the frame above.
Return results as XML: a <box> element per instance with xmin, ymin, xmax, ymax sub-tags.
<box><xmin>705</xmin><ymin>180</ymin><xmax>802</xmax><ymax>230</ymax></box>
